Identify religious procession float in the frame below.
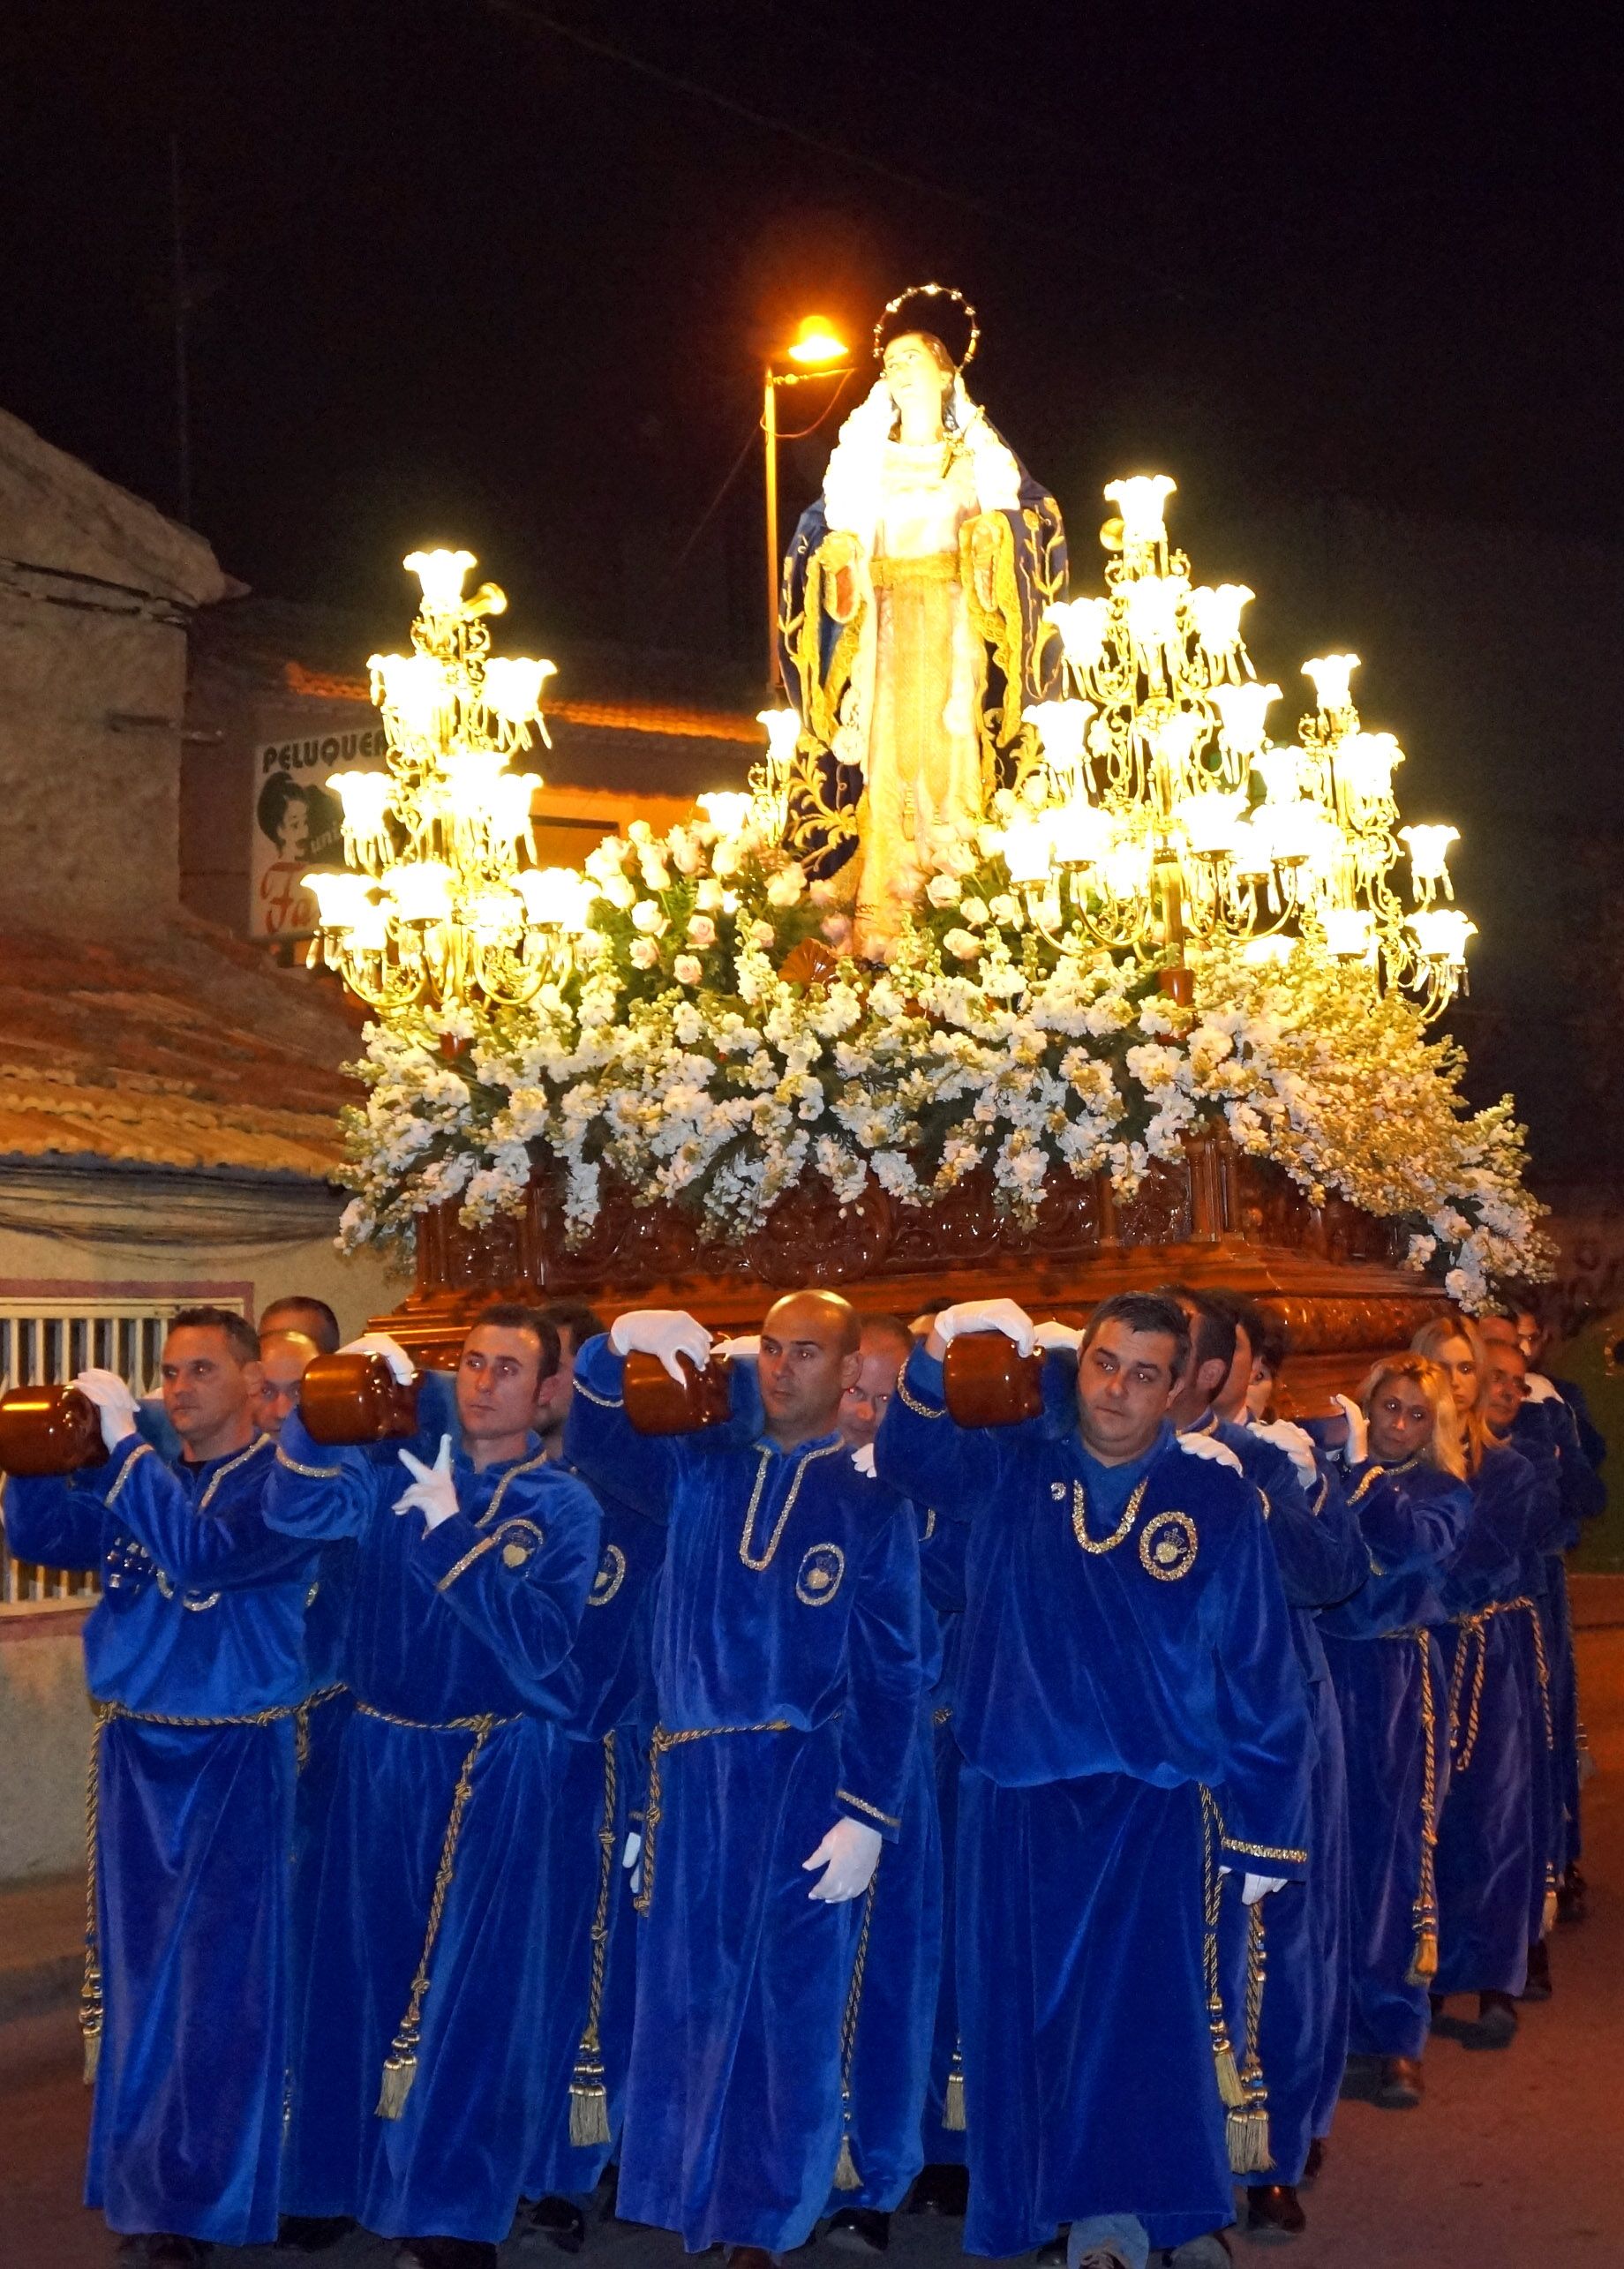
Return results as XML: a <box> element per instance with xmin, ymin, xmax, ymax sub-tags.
<box><xmin>300</xmin><ymin>286</ymin><xmax>1551</xmax><ymax>1403</ymax></box>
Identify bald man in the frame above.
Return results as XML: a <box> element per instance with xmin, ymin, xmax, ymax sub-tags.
<box><xmin>567</xmin><ymin>1295</ymin><xmax>922</xmax><ymax>2269</ymax></box>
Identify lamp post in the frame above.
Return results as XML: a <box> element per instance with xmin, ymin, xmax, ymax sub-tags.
<box><xmin>763</xmin><ymin>316</ymin><xmax>852</xmax><ymax>693</ymax></box>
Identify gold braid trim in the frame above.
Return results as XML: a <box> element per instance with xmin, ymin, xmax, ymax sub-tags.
<box><xmin>198</xmin><ymin>1432</ymin><xmax>274</xmax><ymax>1514</ymax></box>
<box><xmin>831</xmin><ymin>1868</ymin><xmax>880</xmax><ymax>2192</ymax></box>
<box><xmin>104</xmin><ymin>1442</ymin><xmax>155</xmax><ymax>1507</ymax></box>
<box><xmin>376</xmin><ymin>1714</ymin><xmax>504</xmax><ymax>2119</ymax></box>
<box><xmin>79</xmin><ymin>1694</ymin><xmax>306</xmax><ymax>2083</ymax></box>
<box><xmin>294</xmin><ymin>1684</ymin><xmax>348</xmax><ymax>1775</ymax></box>
<box><xmin>634</xmin><ymin>1721</ymin><xmax>794</xmax><ymax>1916</ymax></box>
<box><xmin>1199</xmin><ymin>1787</ymin><xmax>1244</xmax><ymax>2108</ymax></box>
<box><xmin>836</xmin><ymin>1787</ymin><xmax>901</xmax><ymax>1831</ymax></box>
<box><xmin>739</xmin><ymin>1440</ymin><xmax>844</xmax><ymax>1571</ymax></box>
<box><xmin>435</xmin><ymin>1534</ymin><xmax>499</xmax><ymax>1591</ymax></box>
<box><xmin>572</xmin><ymin>1378</ymin><xmax>624</xmax><ymax>1411</ymax></box>
<box><xmin>1221</xmin><ymin>1836</ymin><xmax>1309</xmax><ymax>1867</ymax></box>
<box><xmin>1408</xmin><ymin>1631</ymin><xmax>1440</xmax><ymax>1983</ymax></box>
<box><xmin>1521</xmin><ymin>1598</ymin><xmax>1555</xmax><ymax>1753</ymax></box>
<box><xmin>478</xmin><ymin>1446</ymin><xmax>551</xmax><ymax>1529</ymax></box>
<box><xmin>276</xmin><ymin>1445</ymin><xmax>344</xmax><ymax>1480</ymax></box>
<box><xmin>568</xmin><ymin>1731</ymin><xmax>620</xmax><ymax>2149</ymax></box>
<box><xmin>896</xmin><ymin>1373</ymin><xmax>946</xmax><ymax>1420</ymax></box>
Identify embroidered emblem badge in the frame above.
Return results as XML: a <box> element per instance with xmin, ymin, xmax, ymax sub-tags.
<box><xmin>589</xmin><ymin>1542</ymin><xmax>627</xmax><ymax>1606</ymax></box>
<box><xmin>1139</xmin><ymin>1509</ymin><xmax>1199</xmax><ymax>1582</ymax></box>
<box><xmin>795</xmin><ymin>1542</ymin><xmax>846</xmax><ymax>1606</ymax></box>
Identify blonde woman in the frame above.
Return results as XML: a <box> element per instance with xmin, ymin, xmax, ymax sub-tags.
<box><xmin>1320</xmin><ymin>1354</ymin><xmax>1470</xmax><ymax>2111</ymax></box>
<box><xmin>1411</xmin><ymin>1318</ymin><xmax>1554</xmax><ymax>2052</ymax></box>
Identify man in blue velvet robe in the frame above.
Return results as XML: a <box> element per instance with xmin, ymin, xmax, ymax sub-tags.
<box><xmin>1164</xmin><ymin>1289</ymin><xmax>1364</xmax><ymax>2243</ymax></box>
<box><xmin>264</xmin><ymin>1304</ymin><xmax>600</xmax><ymax>2269</ymax></box>
<box><xmin>565</xmin><ymin>1291</ymin><xmax>922</xmax><ymax>2269</ymax></box>
<box><xmin>3</xmin><ymin>1306</ymin><xmax>318</xmax><ymax>2267</ymax></box>
<box><xmin>520</xmin><ymin>1300</ymin><xmax>665</xmax><ymax>2252</ymax></box>
<box><xmin>875</xmin><ymin>1292</ymin><xmax>1312</xmax><ymax>2269</ymax></box>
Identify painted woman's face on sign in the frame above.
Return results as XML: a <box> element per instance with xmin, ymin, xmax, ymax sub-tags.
<box><xmin>275</xmin><ymin>793</ymin><xmax>312</xmax><ymax>860</ymax></box>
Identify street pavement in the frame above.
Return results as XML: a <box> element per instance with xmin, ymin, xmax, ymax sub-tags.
<box><xmin>6</xmin><ymin>1629</ymin><xmax>1623</xmax><ymax>2269</ymax></box>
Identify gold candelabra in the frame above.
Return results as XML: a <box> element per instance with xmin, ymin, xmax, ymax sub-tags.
<box><xmin>302</xmin><ymin>549</ymin><xmax>593</xmax><ymax>1011</ymax></box>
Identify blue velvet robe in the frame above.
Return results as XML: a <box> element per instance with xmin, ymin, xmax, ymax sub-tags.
<box><xmin>826</xmin><ymin>1489</ymin><xmax>944</xmax><ymax>2214</ymax></box>
<box><xmin>1320</xmin><ymin>1461</ymin><xmax>1473</xmax><ymax>2058</ymax></box>
<box><xmin>1514</xmin><ymin>1395</ymin><xmax>1604</xmax><ymax>1882</ymax></box>
<box><xmin>5</xmin><ymin>1431</ymin><xmax>316</xmax><ymax>2246</ymax></box>
<box><xmin>917</xmin><ymin>1508</ymin><xmax>969</xmax><ymax>2171</ymax></box>
<box><xmin>565</xmin><ymin>1339</ymin><xmax>922</xmax><ymax>2253</ymax></box>
<box><xmin>1431</xmin><ymin>1440</ymin><xmax>1553</xmax><ymax>1998</ymax></box>
<box><xmin>523</xmin><ymin>1480</ymin><xmax>665</xmax><ymax>2202</ymax></box>
<box><xmin>263</xmin><ymin>1410</ymin><xmax>599</xmax><ymax>2243</ymax></box>
<box><xmin>1201</xmin><ymin>1416</ymin><xmax>1362</xmax><ymax>2186</ymax></box>
<box><xmin>875</xmin><ymin>1349</ymin><xmax>1312</xmax><ymax>2258</ymax></box>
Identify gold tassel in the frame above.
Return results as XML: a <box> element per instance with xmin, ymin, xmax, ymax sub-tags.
<box><xmin>1407</xmin><ymin>1918</ymin><xmax>1439</xmax><ymax>1986</ymax></box>
<box><xmin>1210</xmin><ymin>2012</ymin><xmax>1245</xmax><ymax>2108</ymax></box>
<box><xmin>376</xmin><ymin>2043</ymin><xmax>418</xmax><ymax>2121</ymax></box>
<box><xmin>1227</xmin><ymin>2100</ymin><xmax>1274</xmax><ymax>2175</ymax></box>
<box><xmin>82</xmin><ymin>2018</ymin><xmax>102</xmax><ymax>2085</ymax></box>
<box><xmin>833</xmin><ymin>2125</ymin><xmax>861</xmax><ymax>2192</ymax></box>
<box><xmin>1542</xmin><ymin>1867</ymin><xmax>1559</xmax><ymax>1940</ymax></box>
<box><xmin>568</xmin><ymin>2054</ymin><xmax>611</xmax><ymax>2149</ymax></box>
<box><xmin>943</xmin><ymin>2053</ymin><xmax>966</xmax><ymax>2133</ymax></box>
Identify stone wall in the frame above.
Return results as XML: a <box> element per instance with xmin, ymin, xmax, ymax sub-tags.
<box><xmin>0</xmin><ymin>1616</ymin><xmax>93</xmax><ymax>1882</ymax></box>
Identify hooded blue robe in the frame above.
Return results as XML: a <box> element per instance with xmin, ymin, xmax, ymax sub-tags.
<box><xmin>875</xmin><ymin>1347</ymin><xmax>1312</xmax><ymax>2258</ymax></box>
<box><xmin>917</xmin><ymin>1506</ymin><xmax>969</xmax><ymax>2171</ymax></box>
<box><xmin>263</xmin><ymin>1409</ymin><xmax>599</xmax><ymax>2244</ymax></box>
<box><xmin>4</xmin><ymin>1431</ymin><xmax>315</xmax><ymax>2247</ymax></box>
<box><xmin>565</xmin><ymin>1338</ymin><xmax>922</xmax><ymax>2254</ymax></box>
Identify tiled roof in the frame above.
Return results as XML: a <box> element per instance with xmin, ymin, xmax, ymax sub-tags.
<box><xmin>282</xmin><ymin>663</ymin><xmax>761</xmax><ymax>743</ymax></box>
<box><xmin>0</xmin><ymin>921</ymin><xmax>357</xmax><ymax>1182</ymax></box>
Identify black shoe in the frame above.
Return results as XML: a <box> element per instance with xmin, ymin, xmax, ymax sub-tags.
<box><xmin>278</xmin><ymin>2219</ymin><xmax>357</xmax><ymax>2255</ymax></box>
<box><xmin>592</xmin><ymin>2163</ymin><xmax>620</xmax><ymax>2223</ymax></box>
<box><xmin>906</xmin><ymin>2163</ymin><xmax>969</xmax><ymax>2217</ymax></box>
<box><xmin>1557</xmin><ymin>1866</ymin><xmax>1588</xmax><ymax>1925</ymax></box>
<box><xmin>522</xmin><ymin>2198</ymin><xmax>587</xmax><ymax>2255</ymax></box>
<box><xmin>1243</xmin><ymin>2184</ymin><xmax>1304</xmax><ymax>2243</ymax></box>
<box><xmin>1034</xmin><ymin>2231</ymin><xmax>1069</xmax><ymax>2265</ymax></box>
<box><xmin>1373</xmin><ymin>2055</ymin><xmax>1425</xmax><ymax>2108</ymax></box>
<box><xmin>1301</xmin><ymin>2138</ymin><xmax>1325</xmax><ymax>2184</ymax></box>
<box><xmin>1520</xmin><ymin>1940</ymin><xmax>1553</xmax><ymax>2002</ymax></box>
<box><xmin>395</xmin><ymin>2243</ymin><xmax>499</xmax><ymax>2269</ymax></box>
<box><xmin>1462</xmin><ymin>1990</ymin><xmax>1518</xmax><ymax>2049</ymax></box>
<box><xmin>826</xmin><ymin>2208</ymin><xmax>890</xmax><ymax>2254</ymax></box>
<box><xmin>1337</xmin><ymin>2053</ymin><xmax>1379</xmax><ymax>2100</ymax></box>
<box><xmin>118</xmin><ymin>2244</ymin><xmax>212</xmax><ymax>2269</ymax></box>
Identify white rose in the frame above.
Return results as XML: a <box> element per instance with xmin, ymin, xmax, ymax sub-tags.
<box><xmin>688</xmin><ymin>914</ymin><xmax>717</xmax><ymax>948</ymax></box>
<box><xmin>926</xmin><ymin>873</ymin><xmax>962</xmax><ymax>908</ymax></box>
<box><xmin>673</xmin><ymin>954</ymin><xmax>703</xmax><ymax>985</ymax></box>
<box><xmin>695</xmin><ymin>878</ymin><xmax>724</xmax><ymax>912</ymax></box>
<box><xmin>600</xmin><ymin>873</ymin><xmax>636</xmax><ymax>911</ymax></box>
<box><xmin>943</xmin><ymin>928</ymin><xmax>981</xmax><ymax>961</ymax></box>
<box><xmin>639</xmin><ymin>855</ymin><xmax>673</xmax><ymax>891</ymax></box>
<box><xmin>712</xmin><ymin>840</ymin><xmax>741</xmax><ymax>878</ymax></box>
<box><xmin>629</xmin><ymin>936</ymin><xmax>659</xmax><ymax>969</ymax></box>
<box><xmin>751</xmin><ymin>920</ymin><xmax>777</xmax><ymax>949</ymax></box>
<box><xmin>631</xmin><ymin>901</ymin><xmax>666</xmax><ymax>935</ymax></box>
<box><xmin>765</xmin><ymin>863</ymin><xmax>807</xmax><ymax>908</ymax></box>
<box><xmin>960</xmin><ymin>895</ymin><xmax>989</xmax><ymax>925</ymax></box>
<box><xmin>669</xmin><ymin>832</ymin><xmax>703</xmax><ymax>876</ymax></box>
<box><xmin>988</xmin><ymin>892</ymin><xmax>1020</xmax><ymax>927</ymax></box>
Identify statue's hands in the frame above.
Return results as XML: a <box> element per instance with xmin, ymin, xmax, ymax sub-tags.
<box><xmin>966</xmin><ymin>513</ymin><xmax>1001</xmax><ymax>612</ymax></box>
<box><xmin>818</xmin><ymin>530</ymin><xmax>863</xmax><ymax>626</ymax></box>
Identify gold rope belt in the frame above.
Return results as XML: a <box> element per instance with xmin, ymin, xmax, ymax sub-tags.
<box><xmin>354</xmin><ymin>1699</ymin><xmax>522</xmax><ymax>2119</ymax></box>
<box><xmin>1447</xmin><ymin>1597</ymin><xmax>1548</xmax><ymax>1773</ymax></box>
<box><xmin>1410</xmin><ymin>1630</ymin><xmax>1440</xmax><ymax>1983</ymax></box>
<box><xmin>634</xmin><ymin>1720</ymin><xmax>795</xmax><ymax>1916</ymax></box>
<box><xmin>869</xmin><ymin>550</ymin><xmax>958</xmax><ymax>589</ymax></box>
<box><xmin>567</xmin><ymin>1730</ymin><xmax>620</xmax><ymax>2149</ymax></box>
<box><xmin>831</xmin><ymin>1870</ymin><xmax>880</xmax><ymax>2193</ymax></box>
<box><xmin>1199</xmin><ymin>1786</ymin><xmax>1274</xmax><ymax>2176</ymax></box>
<box><xmin>78</xmin><ymin>1689</ymin><xmax>340</xmax><ymax>2085</ymax></box>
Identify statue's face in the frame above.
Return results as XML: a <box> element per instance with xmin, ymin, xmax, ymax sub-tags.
<box><xmin>882</xmin><ymin>332</ymin><xmax>948</xmax><ymax>417</ymax></box>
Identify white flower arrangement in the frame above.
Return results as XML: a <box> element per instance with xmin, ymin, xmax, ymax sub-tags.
<box><xmin>335</xmin><ymin>812</ymin><xmax>1553</xmax><ymax>1311</ymax></box>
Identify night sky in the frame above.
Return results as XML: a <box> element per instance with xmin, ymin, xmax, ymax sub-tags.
<box><xmin>5</xmin><ymin>2</ymin><xmax>1622</xmax><ymax>1177</ymax></box>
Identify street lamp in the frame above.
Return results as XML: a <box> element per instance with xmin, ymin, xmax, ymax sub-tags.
<box><xmin>763</xmin><ymin>315</ymin><xmax>852</xmax><ymax>692</ymax></box>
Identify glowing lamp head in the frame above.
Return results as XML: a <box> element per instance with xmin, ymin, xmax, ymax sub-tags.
<box><xmin>330</xmin><ymin>770</ymin><xmax>394</xmax><ymax>838</ymax></box>
<box><xmin>1045</xmin><ymin>596</ymin><xmax>1112</xmax><ymax>675</ymax></box>
<box><xmin>1103</xmin><ymin>474</ymin><xmax>1177</xmax><ymax>549</ymax></box>
<box><xmin>1227</xmin><ymin>821</ymin><xmax>1273</xmax><ymax>878</ymax></box>
<box><xmin>462</xmin><ymin>886</ymin><xmax>523</xmax><ymax>946</ymax></box>
<box><xmin>1212</xmin><ymin>681</ymin><xmax>1281</xmax><ymax>758</ymax></box>
<box><xmin>756</xmin><ymin>708</ymin><xmax>801</xmax><ymax>769</ymax></box>
<box><xmin>1101</xmin><ymin>837</ymin><xmax>1154</xmax><ymax>900</ymax></box>
<box><xmin>1174</xmin><ymin>790</ymin><xmax>1247</xmax><ymax>858</ymax></box>
<box><xmin>999</xmin><ymin>817</ymin><xmax>1055</xmax><ymax>887</ymax></box>
<box><xmin>1409</xmin><ymin>908</ymin><xmax>1476</xmax><ymax>966</ymax></box>
<box><xmin>382</xmin><ymin>860</ymin><xmax>454</xmax><ymax>926</ymax></box>
<box><xmin>1254</xmin><ymin>799</ymin><xmax>1335</xmax><ymax>868</ymax></box>
<box><xmin>1047</xmin><ymin>798</ymin><xmax>1116</xmax><ymax>868</ymax></box>
<box><xmin>1322</xmin><ymin>906</ymin><xmax>1377</xmax><ymax>959</ymax></box>
<box><xmin>1252</xmin><ymin>744</ymin><xmax>1306</xmax><ymax>805</ymax></box>
<box><xmin>696</xmin><ymin>791</ymin><xmax>754</xmax><ymax>838</ymax></box>
<box><xmin>483</xmin><ymin>770</ymin><xmax>542</xmax><ymax>848</ymax></box>
<box><xmin>369</xmin><ymin>650</ymin><xmax>447</xmax><ymax>737</ymax></box>
<box><xmin>785</xmin><ymin>316</ymin><xmax>849</xmax><ymax>368</ymax></box>
<box><xmin>482</xmin><ymin>657</ymin><xmax>556</xmax><ymax>725</ymax></box>
<box><xmin>303</xmin><ymin>869</ymin><xmax>378</xmax><ymax>936</ymax></box>
<box><xmin>1027</xmin><ymin>699</ymin><xmax>1094</xmax><ymax>770</ymax></box>
<box><xmin>1337</xmin><ymin>731</ymin><xmax>1403</xmax><ymax>806</ymax></box>
<box><xmin>1400</xmin><ymin>823</ymin><xmax>1459</xmax><ymax>886</ymax></box>
<box><xmin>1152</xmin><ymin>710</ymin><xmax>1207</xmax><ymax>771</ymax></box>
<box><xmin>1242</xmin><ymin>934</ymin><xmax>1295</xmax><ymax>967</ymax></box>
<box><xmin>1187</xmin><ymin>583</ymin><xmax>1254</xmax><ymax>655</ymax></box>
<box><xmin>517</xmin><ymin>866</ymin><xmax>596</xmax><ymax>933</ymax></box>
<box><xmin>1123</xmin><ymin>574</ymin><xmax>1188</xmax><ymax>650</ymax></box>
<box><xmin>1303</xmin><ymin>653</ymin><xmax>1361</xmax><ymax>714</ymax></box>
<box><xmin>404</xmin><ymin>548</ymin><xmax>477</xmax><ymax>613</ymax></box>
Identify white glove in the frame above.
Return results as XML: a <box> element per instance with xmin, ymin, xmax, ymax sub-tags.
<box><xmin>1244</xmin><ymin>1873</ymin><xmax>1287</xmax><ymax>1904</ymax></box>
<box><xmin>72</xmin><ymin>1369</ymin><xmax>139</xmax><ymax>1450</ymax></box>
<box><xmin>609</xmin><ymin>1308</ymin><xmax>714</xmax><ymax>1383</ymax></box>
<box><xmin>1252</xmin><ymin>1417</ymin><xmax>1319</xmax><ymax>1492</ymax></box>
<box><xmin>1524</xmin><ymin>1372</ymin><xmax>1560</xmax><ymax>1405</ymax></box>
<box><xmin>1177</xmin><ymin>1431</ymin><xmax>1244</xmax><ymax>1474</ymax></box>
<box><xmin>394</xmin><ymin>1435</ymin><xmax>459</xmax><ymax>1530</ymax></box>
<box><xmin>342</xmin><ymin>1332</ymin><xmax>417</xmax><ymax>1384</ymax></box>
<box><xmin>621</xmin><ymin>1831</ymin><xmax>643</xmax><ymax>1896</ymax></box>
<box><xmin>803</xmin><ymin>1816</ymin><xmax>883</xmax><ymax>1903</ymax></box>
<box><xmin>851</xmin><ymin>1441</ymin><xmax>876</xmax><ymax>1477</ymax></box>
<box><xmin>934</xmin><ymin>1299</ymin><xmax>1036</xmax><ymax>1356</ymax></box>
<box><xmin>1032</xmin><ymin>1320</ymin><xmax>1083</xmax><ymax>1354</ymax></box>
<box><xmin>712</xmin><ymin>1334</ymin><xmax>760</xmax><ymax>1363</ymax></box>
<box><xmin>1330</xmin><ymin>1394</ymin><xmax>1369</xmax><ymax>1464</ymax></box>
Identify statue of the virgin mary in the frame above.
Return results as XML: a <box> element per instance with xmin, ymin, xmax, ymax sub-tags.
<box><xmin>779</xmin><ymin>284</ymin><xmax>1068</xmax><ymax>958</ymax></box>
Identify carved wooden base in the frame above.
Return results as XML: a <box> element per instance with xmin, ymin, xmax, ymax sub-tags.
<box><xmin>377</xmin><ymin>1141</ymin><xmax>1450</xmax><ymax>1410</ymax></box>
